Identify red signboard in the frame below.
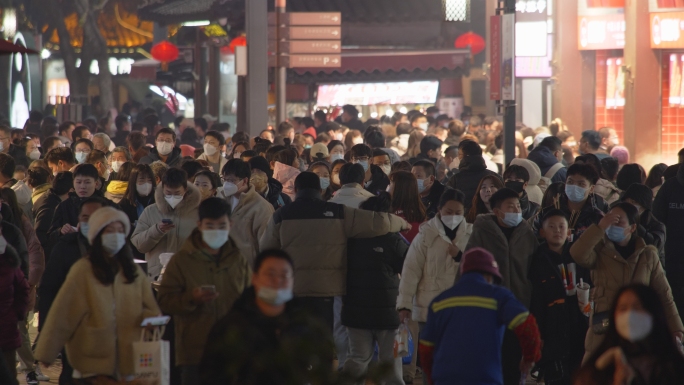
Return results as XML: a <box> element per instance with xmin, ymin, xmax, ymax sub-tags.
<box><xmin>578</xmin><ymin>14</ymin><xmax>626</xmax><ymax>50</ymax></box>
<box><xmin>651</xmin><ymin>12</ymin><xmax>684</xmax><ymax>48</ymax></box>
<box><xmin>490</xmin><ymin>15</ymin><xmax>501</xmax><ymax>100</ymax></box>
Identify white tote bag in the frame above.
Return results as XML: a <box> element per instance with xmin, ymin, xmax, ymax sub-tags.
<box><xmin>132</xmin><ymin>327</ymin><xmax>170</xmax><ymax>385</ymax></box>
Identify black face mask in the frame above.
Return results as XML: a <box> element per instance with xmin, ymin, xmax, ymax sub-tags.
<box><xmin>505</xmin><ymin>180</ymin><xmax>525</xmax><ymax>194</ymax></box>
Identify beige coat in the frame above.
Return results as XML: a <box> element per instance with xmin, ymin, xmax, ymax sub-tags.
<box><xmin>35</xmin><ymin>258</ymin><xmax>159</xmax><ymax>377</ymax></box>
<box><xmin>329</xmin><ymin>184</ymin><xmax>376</xmax><ymax>209</ymax></box>
<box><xmin>157</xmin><ymin>229</ymin><xmax>251</xmax><ymax>365</ymax></box>
<box><xmin>131</xmin><ymin>183</ymin><xmax>201</xmax><ymax>278</ymax></box>
<box><xmin>197</xmin><ymin>152</ymin><xmax>228</xmax><ymax>174</ymax></box>
<box><xmin>570</xmin><ymin>224</ymin><xmax>684</xmax><ymax>357</ymax></box>
<box><xmin>396</xmin><ymin>215</ymin><xmax>472</xmax><ymax>322</ymax></box>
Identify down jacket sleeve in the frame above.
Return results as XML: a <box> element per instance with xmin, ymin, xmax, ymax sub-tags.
<box><xmin>649</xmin><ymin>256</ymin><xmax>684</xmax><ymax>334</ymax></box>
<box><xmin>569</xmin><ymin>224</ymin><xmax>605</xmax><ymax>270</ymax></box>
<box><xmin>396</xmin><ymin>232</ymin><xmax>428</xmax><ymax>311</ymax></box>
<box><xmin>157</xmin><ymin>251</ymin><xmax>199</xmax><ymax>316</ymax></box>
<box><xmin>130</xmin><ymin>206</ymin><xmax>166</xmax><ymax>254</ymax></box>
<box><xmin>343</xmin><ymin>207</ymin><xmax>408</xmax><ymax>239</ymax></box>
<box><xmin>259</xmin><ymin>216</ymin><xmax>282</xmax><ymax>251</ymax></box>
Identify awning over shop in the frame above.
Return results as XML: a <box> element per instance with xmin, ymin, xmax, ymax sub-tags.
<box><xmin>138</xmin><ymin>0</ymin><xmax>240</xmax><ymax>25</ymax></box>
<box><xmin>288</xmin><ymin>49</ymin><xmax>471</xmax><ymax>84</ymax></box>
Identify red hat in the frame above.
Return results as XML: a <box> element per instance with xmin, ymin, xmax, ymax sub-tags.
<box><xmin>302</xmin><ymin>126</ymin><xmax>317</xmax><ymax>139</ymax></box>
<box><xmin>460</xmin><ymin>248</ymin><xmax>502</xmax><ymax>283</ymax></box>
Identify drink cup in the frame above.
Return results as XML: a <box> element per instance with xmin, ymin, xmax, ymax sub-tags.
<box><xmin>577</xmin><ymin>281</ymin><xmax>590</xmax><ymax>308</ymax></box>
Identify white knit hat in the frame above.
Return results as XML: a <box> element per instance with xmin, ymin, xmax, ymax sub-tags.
<box><xmin>87</xmin><ymin>206</ymin><xmax>131</xmax><ymax>244</ymax></box>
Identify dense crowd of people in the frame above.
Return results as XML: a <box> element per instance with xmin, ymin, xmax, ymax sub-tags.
<box><xmin>0</xmin><ymin>105</ymin><xmax>684</xmax><ymax>385</ymax></box>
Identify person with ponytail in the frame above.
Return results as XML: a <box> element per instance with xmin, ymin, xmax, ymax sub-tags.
<box><xmin>35</xmin><ymin>207</ymin><xmax>160</xmax><ymax>383</ymax></box>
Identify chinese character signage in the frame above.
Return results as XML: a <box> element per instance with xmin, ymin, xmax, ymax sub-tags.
<box><xmin>578</xmin><ymin>14</ymin><xmax>626</xmax><ymax>50</ymax></box>
<box><xmin>650</xmin><ymin>12</ymin><xmax>684</xmax><ymax>48</ymax></box>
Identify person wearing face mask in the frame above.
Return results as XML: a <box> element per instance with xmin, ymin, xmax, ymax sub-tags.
<box><xmin>620</xmin><ymin>184</ymin><xmax>665</xmax><ymax>267</ymax></box>
<box><xmin>193</xmin><ymin>170</ymin><xmax>220</xmax><ymax>202</ymax></box>
<box><xmin>35</xmin><ymin>207</ymin><xmax>161</xmax><ymax>382</ymax></box>
<box><xmin>503</xmin><ymin>165</ymin><xmax>539</xmax><ymax>221</ymax></box>
<box><xmin>71</xmin><ymin>138</ymin><xmax>94</xmax><ymax>164</ymax></box>
<box><xmin>350</xmin><ymin>144</ymin><xmax>389</xmax><ymax>195</ymax></box>
<box><xmin>532</xmin><ymin>164</ymin><xmax>608</xmax><ymax>246</ymax></box>
<box><xmin>247</xmin><ymin>156</ymin><xmax>292</xmax><ymax>211</ymax></box>
<box><xmin>410</xmin><ymin>113</ymin><xmax>429</xmax><ymax>132</ymax></box>
<box><xmin>570</xmin><ymin>202</ymin><xmax>684</xmax><ymax>362</ymax></box>
<box><xmin>327</xmin><ymin>140</ymin><xmax>346</xmax><ymax>164</ymax></box>
<box><xmin>197</xmin><ymin>131</ymin><xmax>228</xmax><ymax>174</ymax></box>
<box><xmin>528</xmin><ymin>209</ymin><xmax>591</xmax><ymax>385</ymax></box>
<box><xmin>38</xmin><ymin>197</ymin><xmax>104</xmax><ymax>383</ymax></box>
<box><xmin>330</xmin><ymin>158</ymin><xmax>347</xmax><ymax>192</ymax></box>
<box><xmin>158</xmin><ymin>198</ymin><xmax>251</xmax><ymax>385</ymax></box>
<box><xmin>371</xmin><ymin>149</ymin><xmax>393</xmax><ymax>177</ymax></box>
<box><xmin>409</xmin><ymin>136</ymin><xmax>443</xmax><ymax>167</ymax></box>
<box><xmin>365</xmin><ymin>128</ymin><xmax>401</xmax><ymax>165</ymax></box>
<box><xmin>109</xmin><ymin>146</ymin><xmax>132</xmax><ymax>178</ymax></box>
<box><xmin>446</xmin><ymin>140</ymin><xmax>502</xmax><ymax>212</ymax></box>
<box><xmin>200</xmin><ymin>249</ymin><xmax>335</xmax><ymax>385</ymax></box>
<box><xmin>463</xmin><ymin>188</ymin><xmax>539</xmax><ymax>385</ymax></box>
<box><xmin>85</xmin><ymin>149</ymin><xmax>111</xmax><ymax>192</ymax></box>
<box><xmin>22</xmin><ymin>136</ymin><xmax>42</xmax><ymax>162</ymax></box>
<box><xmin>118</xmin><ymin>164</ymin><xmax>156</xmax><ymax>262</ymax></box>
<box><xmin>140</xmin><ymin>127</ymin><xmax>183</xmax><ymax>167</ymax></box>
<box><xmin>131</xmin><ymin>167</ymin><xmax>201</xmax><ymax>279</ymax></box>
<box><xmin>308</xmin><ymin>162</ymin><xmax>333</xmax><ymax>201</ymax></box>
<box><xmin>217</xmin><ymin>159</ymin><xmax>274</xmax><ymax>264</ymax></box>
<box><xmin>574</xmin><ymin>284</ymin><xmax>684</xmax><ymax>385</ymax></box>
<box><xmin>104</xmin><ymin>162</ymin><xmax>133</xmax><ymax>204</ymax></box>
<box><xmin>0</xmin><ymin>125</ymin><xmax>29</xmax><ymax>167</ymax></box>
<box><xmin>411</xmin><ymin>160</ymin><xmax>445</xmax><ymax>220</ymax></box>
<box><xmin>330</xmin><ymin>163</ymin><xmax>375</xmax><ymax>209</ymax></box>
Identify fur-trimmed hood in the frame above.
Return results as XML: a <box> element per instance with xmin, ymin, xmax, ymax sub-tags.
<box><xmin>154</xmin><ymin>182</ymin><xmax>202</xmax><ymax>216</ymax></box>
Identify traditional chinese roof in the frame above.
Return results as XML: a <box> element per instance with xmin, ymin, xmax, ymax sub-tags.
<box><xmin>138</xmin><ymin>0</ymin><xmax>240</xmax><ymax>25</ymax></box>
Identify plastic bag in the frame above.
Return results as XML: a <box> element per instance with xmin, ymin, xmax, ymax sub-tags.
<box><xmin>394</xmin><ymin>321</ymin><xmax>414</xmax><ymax>365</ymax></box>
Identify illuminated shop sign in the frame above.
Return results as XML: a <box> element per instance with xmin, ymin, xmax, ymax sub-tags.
<box><xmin>651</xmin><ymin>12</ymin><xmax>684</xmax><ymax>48</ymax></box>
<box><xmin>578</xmin><ymin>14</ymin><xmax>625</xmax><ymax>50</ymax></box>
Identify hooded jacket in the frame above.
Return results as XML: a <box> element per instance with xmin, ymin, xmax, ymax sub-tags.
<box><xmin>34</xmin><ymin>258</ymin><xmax>160</xmax><ymax>377</ymax></box>
<box><xmin>510</xmin><ymin>158</ymin><xmax>544</xmax><ymax>206</ymax></box>
<box><xmin>104</xmin><ymin>180</ymin><xmax>128</xmax><ymax>204</ymax></box>
<box><xmin>130</xmin><ymin>183</ymin><xmax>202</xmax><ymax>278</ymax></box>
<box><xmin>31</xmin><ymin>183</ymin><xmax>50</xmax><ymax>204</ymax></box>
<box><xmin>396</xmin><ymin>215</ymin><xmax>472</xmax><ymax>322</ymax></box>
<box><xmin>157</xmin><ymin>229</ymin><xmax>251</xmax><ymax>365</ymax></box>
<box><xmin>653</xmin><ymin>164</ymin><xmax>684</xmax><ymax>284</ymax></box>
<box><xmin>262</xmin><ymin>177</ymin><xmax>291</xmax><ymax>211</ymax></box>
<box><xmin>569</xmin><ymin>224</ymin><xmax>684</xmax><ymax>355</ymax></box>
<box><xmin>0</xmin><ymin>244</ymin><xmax>28</xmax><ymax>350</ymax></box>
<box><xmin>273</xmin><ymin>161</ymin><xmax>300</xmax><ymax>201</ymax></box>
<box><xmin>527</xmin><ymin>146</ymin><xmax>568</xmax><ymax>184</ymax></box>
<box><xmin>197</xmin><ymin>152</ymin><xmax>228</xmax><ymax>174</ymax></box>
<box><xmin>329</xmin><ymin>183</ymin><xmax>376</xmax><ymax>209</ymax></box>
<box><xmin>464</xmin><ymin>214</ymin><xmax>539</xmax><ymax>307</ymax></box>
<box><xmin>139</xmin><ymin>146</ymin><xmax>182</xmax><ymax>167</ymax></box>
<box><xmin>446</xmin><ymin>156</ymin><xmax>501</xmax><ymax>211</ymax></box>
<box><xmin>593</xmin><ymin>178</ymin><xmax>620</xmax><ymax>205</ymax></box>
<box><xmin>260</xmin><ymin>189</ymin><xmax>409</xmax><ymax>297</ymax></box>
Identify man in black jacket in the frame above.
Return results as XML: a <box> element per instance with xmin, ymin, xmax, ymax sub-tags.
<box><xmin>342</xmin><ymin>194</ymin><xmax>408</xmax><ymax>385</ymax></box>
<box><xmin>446</xmin><ymin>140</ymin><xmax>501</xmax><ymax>211</ymax></box>
<box><xmin>0</xmin><ymin>125</ymin><xmax>29</xmax><ymax>167</ymax></box>
<box><xmin>621</xmin><ymin>184</ymin><xmax>666</xmax><ymax>266</ymax></box>
<box><xmin>412</xmin><ymin>160</ymin><xmax>445</xmax><ymax>219</ymax></box>
<box><xmin>653</xmin><ymin>160</ymin><xmax>684</xmax><ymax>313</ymax></box>
<box><xmin>503</xmin><ymin>165</ymin><xmax>539</xmax><ymax>220</ymax></box>
<box><xmin>350</xmin><ymin>144</ymin><xmax>389</xmax><ymax>195</ymax></box>
<box><xmin>33</xmin><ymin>172</ymin><xmax>73</xmax><ymax>264</ymax></box>
<box><xmin>139</xmin><ymin>127</ymin><xmax>183</xmax><ymax>167</ymax></box>
<box><xmin>527</xmin><ymin>136</ymin><xmax>567</xmax><ymax>184</ymax></box>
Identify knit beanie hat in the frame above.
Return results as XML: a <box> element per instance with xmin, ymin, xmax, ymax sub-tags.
<box><xmin>621</xmin><ymin>183</ymin><xmax>653</xmax><ymax>211</ymax></box>
<box><xmin>610</xmin><ymin>146</ymin><xmax>630</xmax><ymax>165</ymax></box>
<box><xmin>460</xmin><ymin>247</ymin><xmax>502</xmax><ymax>283</ymax></box>
<box><xmin>87</xmin><ymin>206</ymin><xmax>131</xmax><ymax>244</ymax></box>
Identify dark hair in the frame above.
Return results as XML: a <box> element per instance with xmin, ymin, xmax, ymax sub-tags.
<box><xmin>79</xmin><ymin>196</ymin><xmax>106</xmax><ymax>212</ymax></box>
<box><xmin>266</xmin><ymin>145</ymin><xmax>286</xmax><ymax>163</ymax></box>
<box><xmin>222</xmin><ymin>158</ymin><xmax>251</xmax><ymax>181</ymax></box>
<box><xmin>199</xmin><ymin>197</ymin><xmax>231</xmax><ymax>221</ymax></box>
<box><xmin>350</xmin><ymin>144</ymin><xmax>372</xmax><ymax>159</ymax></box>
<box><xmin>459</xmin><ymin>139</ymin><xmax>482</xmax><ymax>157</ymax></box>
<box><xmin>276</xmin><ymin>121</ymin><xmax>294</xmax><ymax>135</ymax></box>
<box><xmin>126</xmin><ymin>132</ymin><xmax>145</xmax><ymax>151</ymax></box>
<box><xmin>253</xmin><ymin>138</ymin><xmax>272</xmax><ymax>155</ymax></box>
<box><xmin>232</xmin><ymin>132</ymin><xmax>251</xmax><ymax>145</ymax></box>
<box><xmin>581</xmin><ymin>130</ymin><xmax>601</xmax><ymax>150</ymax></box>
<box><xmin>161</xmin><ymin>167</ymin><xmax>188</xmax><ymax>189</ymax></box>
<box><xmin>392</xmin><ymin>161</ymin><xmax>412</xmax><ymax>173</ymax></box>
<box><xmin>240</xmin><ymin>150</ymin><xmax>258</xmax><ymax>159</ymax></box>
<box><xmin>489</xmin><ymin>188</ymin><xmax>520</xmax><ymax>210</ymax></box>
<box><xmin>314</xmin><ymin>110</ymin><xmax>327</xmax><ymax>123</ymax></box>
<box><xmin>254</xmin><ymin>249</ymin><xmax>294</xmax><ymax>272</ymax></box>
<box><xmin>542</xmin><ymin>182</ymin><xmax>566</xmax><ymax>209</ymax></box>
<box><xmin>294</xmin><ymin>171</ymin><xmax>320</xmax><ymax>191</ymax></box>
<box><xmin>273</xmin><ymin>148</ymin><xmax>298</xmax><ymax>167</ymax></box>
<box><xmin>503</xmin><ymin>165</ymin><xmax>530</xmax><ymax>182</ymax></box>
<box><xmin>616</xmin><ymin>163</ymin><xmax>646</xmax><ymax>191</ymax></box>
<box><xmin>600</xmin><ymin>157</ymin><xmax>619</xmax><ymax>180</ymax></box>
<box><xmin>540</xmin><ymin>208</ymin><xmax>568</xmax><ymax>226</ymax></box>
<box><xmin>438</xmin><ymin>188</ymin><xmax>466</xmax><ymax>209</ymax></box>
<box><xmin>412</xmin><ymin>160</ymin><xmax>436</xmax><ymax>177</ymax></box>
<box><xmin>338</xmin><ymin>163</ymin><xmax>365</xmax><ymax>185</ymax></box>
<box><xmin>85</xmin><ymin>149</ymin><xmax>107</xmax><ymax>166</ymax></box>
<box><xmin>396</xmin><ymin>123</ymin><xmax>412</xmax><ymax>136</ymax></box>
<box><xmin>420</xmin><ymin>136</ymin><xmax>443</xmax><ymax>155</ymax></box>
<box><xmin>0</xmin><ymin>188</ymin><xmax>23</xmax><ymax>229</ymax></box>
<box><xmin>72</xmin><ymin>125</ymin><xmax>91</xmax><ymax>141</ymax></box>
<box><xmin>112</xmin><ymin>162</ymin><xmax>132</xmax><ymax>182</ymax></box>
<box><xmin>567</xmin><ymin>163</ymin><xmax>599</xmax><ymax>185</ymax></box>
<box><xmin>539</xmin><ymin>136</ymin><xmax>562</xmax><ymax>152</ymax></box>
<box><xmin>372</xmin><ymin>149</ymin><xmax>390</xmax><ymax>160</ymax></box>
<box><xmin>409</xmin><ymin>113</ymin><xmax>426</xmax><ymax>124</ymax></box>
<box><xmin>114</xmin><ymin>115</ymin><xmax>130</xmax><ymax>130</ymax></box>
<box><xmin>0</xmin><ymin>153</ymin><xmax>15</xmax><ymax>179</ymax></box>
<box><xmin>180</xmin><ymin>127</ymin><xmax>199</xmax><ymax>144</ymax></box>
<box><xmin>204</xmin><ymin>130</ymin><xmax>225</xmax><ymax>147</ymax></box>
<box><xmin>155</xmin><ymin>127</ymin><xmax>176</xmax><ymax>141</ymax></box>
<box><xmin>466</xmin><ymin>175</ymin><xmax>504</xmax><ymax>223</ymax></box>
<box><xmin>73</xmin><ymin>163</ymin><xmax>99</xmax><ymax>180</ymax></box>
<box><xmin>44</xmin><ymin>147</ymin><xmax>75</xmax><ymax>166</ymax></box>
<box><xmin>40</xmin><ymin>121</ymin><xmax>59</xmax><ymax>138</ymax></box>
<box><xmin>645</xmin><ymin>163</ymin><xmax>668</xmax><ymax>189</ymax></box>
<box><xmin>89</xmin><ymin>228</ymin><xmax>138</xmax><ymax>285</ymax></box>
<box><xmin>575</xmin><ymin>153</ymin><xmax>603</xmax><ymax>176</ymax></box>
<box><xmin>58</xmin><ymin>121</ymin><xmax>75</xmax><ymax>134</ymax></box>
<box><xmin>180</xmin><ymin>160</ymin><xmax>204</xmax><ymax>180</ymax></box>
<box><xmin>389</xmin><ymin>171</ymin><xmax>426</xmax><ymax>223</ymax></box>
<box><xmin>194</xmin><ymin>170</ymin><xmax>221</xmax><ymax>189</ymax></box>
<box><xmin>194</xmin><ymin>117</ymin><xmax>208</xmax><ymax>132</ymax></box>
<box><xmin>123</xmin><ymin>164</ymin><xmax>155</xmax><ymax>205</ymax></box>
<box><xmin>342</xmin><ymin>104</ymin><xmax>359</xmax><ymax>117</ymax></box>
<box><xmin>72</xmin><ymin>138</ymin><xmax>94</xmax><ymax>153</ymax></box>
<box><xmin>364</xmin><ymin>129</ymin><xmax>385</xmax><ymax>148</ymax></box>
<box><xmin>52</xmin><ymin>171</ymin><xmax>74</xmax><ymax>195</ymax></box>
<box><xmin>360</xmin><ymin>191</ymin><xmax>391</xmax><ymax>213</ymax></box>
<box><xmin>27</xmin><ymin>167</ymin><xmax>50</xmax><ymax>188</ymax></box>
<box><xmin>327</xmin><ymin>140</ymin><xmax>345</xmax><ymax>153</ymax></box>
<box><xmin>610</xmin><ymin>201</ymin><xmax>639</xmax><ymax>225</ymax></box>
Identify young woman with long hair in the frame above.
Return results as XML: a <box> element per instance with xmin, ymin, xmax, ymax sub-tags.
<box><xmin>118</xmin><ymin>164</ymin><xmax>156</xmax><ymax>260</ymax></box>
<box><xmin>308</xmin><ymin>161</ymin><xmax>333</xmax><ymax>200</ymax></box>
<box><xmin>388</xmin><ymin>171</ymin><xmax>426</xmax><ymax>243</ymax></box>
<box><xmin>466</xmin><ymin>175</ymin><xmax>504</xmax><ymax>223</ymax></box>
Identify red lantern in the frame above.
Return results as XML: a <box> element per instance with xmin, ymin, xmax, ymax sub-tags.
<box><xmin>223</xmin><ymin>35</ymin><xmax>247</xmax><ymax>54</ymax></box>
<box><xmin>151</xmin><ymin>41</ymin><xmax>179</xmax><ymax>63</ymax></box>
<box><xmin>454</xmin><ymin>32</ymin><xmax>486</xmax><ymax>56</ymax></box>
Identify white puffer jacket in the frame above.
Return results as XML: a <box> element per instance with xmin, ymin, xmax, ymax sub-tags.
<box><xmin>396</xmin><ymin>215</ymin><xmax>472</xmax><ymax>322</ymax></box>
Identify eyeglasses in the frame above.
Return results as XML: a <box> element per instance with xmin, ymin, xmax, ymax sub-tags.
<box><xmin>221</xmin><ymin>176</ymin><xmax>241</xmax><ymax>184</ymax></box>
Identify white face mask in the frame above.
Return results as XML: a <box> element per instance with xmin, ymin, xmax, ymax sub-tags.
<box><xmin>101</xmin><ymin>233</ymin><xmax>126</xmax><ymax>255</ymax></box>
<box><xmin>156</xmin><ymin>142</ymin><xmax>174</xmax><ymax>156</ymax></box>
<box><xmin>223</xmin><ymin>181</ymin><xmax>238</xmax><ymax>197</ymax></box>
<box><xmin>80</xmin><ymin>222</ymin><xmax>89</xmax><ymax>238</ymax></box>
<box><xmin>441</xmin><ymin>214</ymin><xmax>464</xmax><ymax>230</ymax></box>
<box><xmin>615</xmin><ymin>310</ymin><xmax>653</xmax><ymax>342</ymax></box>
<box><xmin>380</xmin><ymin>164</ymin><xmax>392</xmax><ymax>176</ymax></box>
<box><xmin>257</xmin><ymin>286</ymin><xmax>293</xmax><ymax>305</ymax></box>
<box><xmin>334</xmin><ymin>133</ymin><xmax>344</xmax><ymax>141</ymax></box>
<box><xmin>75</xmin><ymin>151</ymin><xmax>88</xmax><ymax>164</ymax></box>
<box><xmin>164</xmin><ymin>194</ymin><xmax>183</xmax><ymax>209</ymax></box>
<box><xmin>330</xmin><ymin>153</ymin><xmax>344</xmax><ymax>162</ymax></box>
<box><xmin>419</xmin><ymin>122</ymin><xmax>429</xmax><ymax>131</ymax></box>
<box><xmin>112</xmin><ymin>161</ymin><xmax>124</xmax><ymax>173</ymax></box>
<box><xmin>29</xmin><ymin>149</ymin><xmax>41</xmax><ymax>160</ymax></box>
<box><xmin>0</xmin><ymin>235</ymin><xmax>6</xmax><ymax>254</ymax></box>
<box><xmin>203</xmin><ymin>143</ymin><xmax>218</xmax><ymax>156</ymax></box>
<box><xmin>136</xmin><ymin>182</ymin><xmax>152</xmax><ymax>197</ymax></box>
<box><xmin>103</xmin><ymin>169</ymin><xmax>111</xmax><ymax>181</ymax></box>
<box><xmin>201</xmin><ymin>229</ymin><xmax>229</xmax><ymax>250</ymax></box>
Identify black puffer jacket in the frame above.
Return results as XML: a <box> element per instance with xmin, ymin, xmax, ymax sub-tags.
<box><xmin>520</xmin><ymin>191</ymin><xmax>540</xmax><ymax>221</ymax></box>
<box><xmin>422</xmin><ymin>180</ymin><xmax>446</xmax><ymax>220</ymax></box>
<box><xmin>653</xmin><ymin>165</ymin><xmax>684</xmax><ymax>292</ymax></box>
<box><xmin>365</xmin><ymin>164</ymin><xmax>390</xmax><ymax>196</ymax></box>
<box><xmin>47</xmin><ymin>191</ymin><xmax>118</xmax><ymax>248</ymax></box>
<box><xmin>342</xmin><ymin>233</ymin><xmax>408</xmax><ymax>330</ymax></box>
<box><xmin>263</xmin><ymin>177</ymin><xmax>292</xmax><ymax>211</ymax></box>
<box><xmin>139</xmin><ymin>147</ymin><xmax>182</xmax><ymax>167</ymax></box>
<box><xmin>636</xmin><ymin>210</ymin><xmax>666</xmax><ymax>268</ymax></box>
<box><xmin>446</xmin><ymin>156</ymin><xmax>501</xmax><ymax>211</ymax></box>
<box><xmin>32</xmin><ymin>190</ymin><xmax>62</xmax><ymax>263</ymax></box>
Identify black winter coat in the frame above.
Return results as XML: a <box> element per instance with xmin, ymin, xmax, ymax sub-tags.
<box><xmin>47</xmin><ymin>191</ymin><xmax>117</xmax><ymax>248</ymax></box>
<box><xmin>637</xmin><ymin>210</ymin><xmax>666</xmax><ymax>268</ymax></box>
<box><xmin>118</xmin><ymin>195</ymin><xmax>155</xmax><ymax>260</ymax></box>
<box><xmin>529</xmin><ymin>243</ymin><xmax>589</xmax><ymax>378</ymax></box>
<box><xmin>33</xmin><ymin>190</ymin><xmax>62</xmax><ymax>262</ymax></box>
<box><xmin>342</xmin><ymin>232</ymin><xmax>408</xmax><ymax>330</ymax></box>
<box><xmin>1</xmin><ymin>221</ymin><xmax>29</xmax><ymax>278</ymax></box>
<box><xmin>199</xmin><ymin>287</ymin><xmax>333</xmax><ymax>385</ymax></box>
<box><xmin>446</xmin><ymin>156</ymin><xmax>501</xmax><ymax>211</ymax></box>
<box><xmin>653</xmin><ymin>165</ymin><xmax>684</xmax><ymax>289</ymax></box>
<box><xmin>422</xmin><ymin>180</ymin><xmax>446</xmax><ymax>220</ymax></box>
<box><xmin>7</xmin><ymin>144</ymin><xmax>29</xmax><ymax>168</ymax></box>
<box><xmin>139</xmin><ymin>147</ymin><xmax>183</xmax><ymax>167</ymax></box>
<box><xmin>520</xmin><ymin>191</ymin><xmax>540</xmax><ymax>221</ymax></box>
<box><xmin>527</xmin><ymin>146</ymin><xmax>567</xmax><ymax>184</ymax></box>
<box><xmin>263</xmin><ymin>178</ymin><xmax>292</xmax><ymax>211</ymax></box>
<box><xmin>365</xmin><ymin>164</ymin><xmax>390</xmax><ymax>196</ymax></box>
<box><xmin>37</xmin><ymin>232</ymin><xmax>88</xmax><ymax>329</ymax></box>
<box><xmin>532</xmin><ymin>193</ymin><xmax>608</xmax><ymax>246</ymax></box>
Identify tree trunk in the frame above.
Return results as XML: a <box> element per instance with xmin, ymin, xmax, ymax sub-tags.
<box><xmin>48</xmin><ymin>0</ymin><xmax>91</xmax><ymax>100</ymax></box>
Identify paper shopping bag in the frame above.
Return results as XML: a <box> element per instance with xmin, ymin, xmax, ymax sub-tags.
<box><xmin>133</xmin><ymin>329</ymin><xmax>170</xmax><ymax>385</ymax></box>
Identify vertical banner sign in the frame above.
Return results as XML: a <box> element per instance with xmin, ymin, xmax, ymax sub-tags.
<box><xmin>490</xmin><ymin>15</ymin><xmax>502</xmax><ymax>100</ymax></box>
<box><xmin>501</xmin><ymin>14</ymin><xmax>516</xmax><ymax>101</ymax></box>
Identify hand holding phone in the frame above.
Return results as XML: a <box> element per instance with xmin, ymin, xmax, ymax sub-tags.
<box><xmin>193</xmin><ymin>286</ymin><xmax>219</xmax><ymax>304</ymax></box>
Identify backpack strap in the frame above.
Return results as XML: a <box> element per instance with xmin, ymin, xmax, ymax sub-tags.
<box><xmin>545</xmin><ymin>163</ymin><xmax>564</xmax><ymax>179</ymax></box>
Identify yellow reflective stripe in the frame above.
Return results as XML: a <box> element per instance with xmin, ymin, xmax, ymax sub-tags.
<box><xmin>419</xmin><ymin>339</ymin><xmax>435</xmax><ymax>347</ymax></box>
<box><xmin>508</xmin><ymin>312</ymin><xmax>529</xmax><ymax>330</ymax></box>
<box><xmin>431</xmin><ymin>296</ymin><xmax>498</xmax><ymax>313</ymax></box>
